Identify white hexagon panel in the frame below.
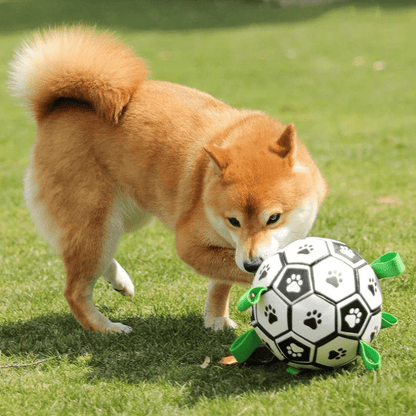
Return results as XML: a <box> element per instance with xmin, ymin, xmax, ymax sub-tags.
<box><xmin>255</xmin><ymin>290</ymin><xmax>289</xmax><ymax>338</ymax></box>
<box><xmin>357</xmin><ymin>265</ymin><xmax>383</xmax><ymax>311</ymax></box>
<box><xmin>327</xmin><ymin>240</ymin><xmax>366</xmax><ymax>268</ymax></box>
<box><xmin>291</xmin><ymin>294</ymin><xmax>336</xmax><ymax>343</ymax></box>
<box><xmin>283</xmin><ymin>237</ymin><xmax>330</xmax><ymax>266</ymax></box>
<box><xmin>272</xmin><ymin>265</ymin><xmax>313</xmax><ymax>305</ymax></box>
<box><xmin>316</xmin><ymin>336</ymin><xmax>359</xmax><ymax>368</ymax></box>
<box><xmin>312</xmin><ymin>256</ymin><xmax>357</xmax><ymax>303</ymax></box>
<box><xmin>361</xmin><ymin>312</ymin><xmax>382</xmax><ymax>344</ymax></box>
<box><xmin>252</xmin><ymin>253</ymin><xmax>284</xmax><ymax>287</ymax></box>
<box><xmin>337</xmin><ymin>294</ymin><xmax>371</xmax><ymax>338</ymax></box>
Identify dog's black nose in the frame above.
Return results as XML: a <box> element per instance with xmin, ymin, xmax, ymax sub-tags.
<box><xmin>243</xmin><ymin>257</ymin><xmax>264</xmax><ymax>274</ymax></box>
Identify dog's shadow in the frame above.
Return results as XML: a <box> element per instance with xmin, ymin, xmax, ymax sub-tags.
<box><xmin>0</xmin><ymin>311</ymin><xmax>351</xmax><ymax>405</ymax></box>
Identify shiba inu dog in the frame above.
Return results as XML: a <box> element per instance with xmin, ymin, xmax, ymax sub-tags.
<box><xmin>9</xmin><ymin>26</ymin><xmax>327</xmax><ymax>333</ymax></box>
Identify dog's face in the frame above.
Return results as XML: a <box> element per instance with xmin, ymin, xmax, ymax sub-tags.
<box><xmin>204</xmin><ymin>119</ymin><xmax>326</xmax><ymax>274</ymax></box>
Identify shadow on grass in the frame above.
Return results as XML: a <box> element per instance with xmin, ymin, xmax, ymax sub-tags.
<box><xmin>0</xmin><ymin>310</ymin><xmax>358</xmax><ymax>406</ymax></box>
<box><xmin>0</xmin><ymin>0</ymin><xmax>414</xmax><ymax>36</ymax></box>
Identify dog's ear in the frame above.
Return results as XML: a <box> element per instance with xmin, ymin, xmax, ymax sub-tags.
<box><xmin>204</xmin><ymin>143</ymin><xmax>229</xmax><ymax>173</ymax></box>
<box><xmin>270</xmin><ymin>123</ymin><xmax>297</xmax><ymax>162</ymax></box>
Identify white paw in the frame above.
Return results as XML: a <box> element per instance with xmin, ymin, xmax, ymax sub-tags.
<box><xmin>103</xmin><ymin>259</ymin><xmax>135</xmax><ymax>298</ymax></box>
<box><xmin>204</xmin><ymin>316</ymin><xmax>238</xmax><ymax>331</ymax></box>
<box><xmin>105</xmin><ymin>322</ymin><xmax>132</xmax><ymax>334</ymax></box>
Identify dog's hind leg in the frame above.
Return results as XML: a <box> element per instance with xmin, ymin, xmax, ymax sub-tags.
<box><xmin>24</xmin><ymin>128</ymin><xmax>137</xmax><ymax>333</ymax></box>
<box><xmin>28</xmin><ymin>170</ymin><xmax>132</xmax><ymax>332</ymax></box>
<box><xmin>62</xmin><ymin>190</ymin><xmax>147</xmax><ymax>333</ymax></box>
<box><xmin>62</xmin><ymin>206</ymin><xmax>133</xmax><ymax>333</ymax></box>
<box><xmin>63</xmin><ymin>270</ymin><xmax>132</xmax><ymax>333</ymax></box>
<box><xmin>25</xmin><ymin>158</ymin><xmax>126</xmax><ymax>332</ymax></box>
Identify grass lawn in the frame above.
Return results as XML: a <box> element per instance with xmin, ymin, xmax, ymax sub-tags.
<box><xmin>0</xmin><ymin>0</ymin><xmax>415</xmax><ymax>414</ymax></box>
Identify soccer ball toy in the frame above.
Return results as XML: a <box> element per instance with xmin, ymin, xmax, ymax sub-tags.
<box><xmin>230</xmin><ymin>237</ymin><xmax>405</xmax><ymax>372</ymax></box>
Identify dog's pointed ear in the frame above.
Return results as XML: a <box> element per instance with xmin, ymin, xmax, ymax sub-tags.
<box><xmin>204</xmin><ymin>143</ymin><xmax>229</xmax><ymax>173</ymax></box>
<box><xmin>270</xmin><ymin>123</ymin><xmax>297</xmax><ymax>162</ymax></box>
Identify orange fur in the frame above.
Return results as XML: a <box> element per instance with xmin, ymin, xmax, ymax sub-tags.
<box><xmin>9</xmin><ymin>26</ymin><xmax>327</xmax><ymax>332</ymax></box>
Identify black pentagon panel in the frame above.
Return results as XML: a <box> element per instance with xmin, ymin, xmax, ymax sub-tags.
<box><xmin>338</xmin><ymin>295</ymin><xmax>370</xmax><ymax>337</ymax></box>
<box><xmin>331</xmin><ymin>242</ymin><xmax>363</xmax><ymax>266</ymax></box>
<box><xmin>273</xmin><ymin>266</ymin><xmax>312</xmax><ymax>304</ymax></box>
<box><xmin>277</xmin><ymin>335</ymin><xmax>314</xmax><ymax>364</ymax></box>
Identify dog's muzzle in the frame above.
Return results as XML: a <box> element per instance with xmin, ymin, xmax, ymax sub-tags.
<box><xmin>243</xmin><ymin>257</ymin><xmax>263</xmax><ymax>274</ymax></box>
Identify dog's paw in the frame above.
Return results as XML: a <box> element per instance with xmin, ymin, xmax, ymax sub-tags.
<box><xmin>104</xmin><ymin>322</ymin><xmax>132</xmax><ymax>334</ymax></box>
<box><xmin>86</xmin><ymin>312</ymin><xmax>133</xmax><ymax>333</ymax></box>
<box><xmin>204</xmin><ymin>316</ymin><xmax>238</xmax><ymax>331</ymax></box>
<box><xmin>103</xmin><ymin>259</ymin><xmax>135</xmax><ymax>299</ymax></box>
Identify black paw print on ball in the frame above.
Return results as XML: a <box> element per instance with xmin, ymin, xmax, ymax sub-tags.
<box><xmin>264</xmin><ymin>305</ymin><xmax>278</xmax><ymax>325</ymax></box>
<box><xmin>258</xmin><ymin>264</ymin><xmax>271</xmax><ymax>281</ymax></box>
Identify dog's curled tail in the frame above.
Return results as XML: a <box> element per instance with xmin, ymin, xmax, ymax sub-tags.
<box><xmin>8</xmin><ymin>25</ymin><xmax>148</xmax><ymax>123</ymax></box>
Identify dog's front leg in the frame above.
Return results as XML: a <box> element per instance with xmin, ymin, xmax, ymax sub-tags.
<box><xmin>204</xmin><ymin>279</ymin><xmax>236</xmax><ymax>330</ymax></box>
<box><xmin>176</xmin><ymin>230</ymin><xmax>252</xmax><ymax>330</ymax></box>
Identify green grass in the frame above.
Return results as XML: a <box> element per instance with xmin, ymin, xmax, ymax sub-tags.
<box><xmin>1</xmin><ymin>0</ymin><xmax>415</xmax><ymax>414</ymax></box>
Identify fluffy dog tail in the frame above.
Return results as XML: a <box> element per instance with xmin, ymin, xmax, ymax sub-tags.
<box><xmin>8</xmin><ymin>25</ymin><xmax>148</xmax><ymax>123</ymax></box>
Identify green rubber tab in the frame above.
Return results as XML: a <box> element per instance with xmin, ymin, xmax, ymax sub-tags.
<box><xmin>287</xmin><ymin>367</ymin><xmax>301</xmax><ymax>375</ymax></box>
<box><xmin>238</xmin><ymin>286</ymin><xmax>268</xmax><ymax>312</ymax></box>
<box><xmin>381</xmin><ymin>312</ymin><xmax>398</xmax><ymax>328</ymax></box>
<box><xmin>359</xmin><ymin>340</ymin><xmax>381</xmax><ymax>370</ymax></box>
<box><xmin>230</xmin><ymin>329</ymin><xmax>262</xmax><ymax>363</ymax></box>
<box><xmin>370</xmin><ymin>251</ymin><xmax>405</xmax><ymax>279</ymax></box>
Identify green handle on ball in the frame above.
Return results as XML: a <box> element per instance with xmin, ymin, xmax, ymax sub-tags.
<box><xmin>230</xmin><ymin>329</ymin><xmax>262</xmax><ymax>363</ymax></box>
<box><xmin>381</xmin><ymin>312</ymin><xmax>398</xmax><ymax>328</ymax></box>
<box><xmin>371</xmin><ymin>251</ymin><xmax>405</xmax><ymax>279</ymax></box>
<box><xmin>359</xmin><ymin>340</ymin><xmax>381</xmax><ymax>370</ymax></box>
<box><xmin>238</xmin><ymin>286</ymin><xmax>268</xmax><ymax>312</ymax></box>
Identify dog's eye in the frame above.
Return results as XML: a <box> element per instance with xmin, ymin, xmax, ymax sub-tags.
<box><xmin>228</xmin><ymin>218</ymin><xmax>241</xmax><ymax>227</ymax></box>
<box><xmin>267</xmin><ymin>214</ymin><xmax>281</xmax><ymax>225</ymax></box>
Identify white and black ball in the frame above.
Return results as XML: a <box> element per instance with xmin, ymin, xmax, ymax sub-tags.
<box><xmin>250</xmin><ymin>237</ymin><xmax>382</xmax><ymax>370</ymax></box>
